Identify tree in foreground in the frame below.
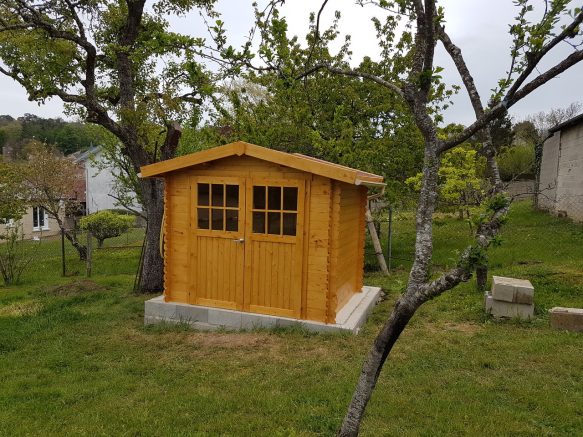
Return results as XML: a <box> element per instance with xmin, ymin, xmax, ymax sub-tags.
<box><xmin>242</xmin><ymin>1</ymin><xmax>583</xmax><ymax>434</ymax></box>
<box><xmin>0</xmin><ymin>0</ymin><xmax>219</xmax><ymax>291</ymax></box>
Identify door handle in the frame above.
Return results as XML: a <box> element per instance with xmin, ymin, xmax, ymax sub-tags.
<box><xmin>232</xmin><ymin>238</ymin><xmax>245</xmax><ymax>243</ymax></box>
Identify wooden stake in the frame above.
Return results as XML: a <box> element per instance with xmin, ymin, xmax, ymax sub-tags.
<box><xmin>365</xmin><ymin>206</ymin><xmax>389</xmax><ymax>275</ymax></box>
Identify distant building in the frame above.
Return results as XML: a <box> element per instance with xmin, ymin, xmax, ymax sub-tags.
<box><xmin>71</xmin><ymin>146</ymin><xmax>141</xmax><ymax>215</ymax></box>
<box><xmin>537</xmin><ymin>113</ymin><xmax>583</xmax><ymax>221</ymax></box>
<box><xmin>0</xmin><ymin>206</ymin><xmax>63</xmax><ymax>240</ymax></box>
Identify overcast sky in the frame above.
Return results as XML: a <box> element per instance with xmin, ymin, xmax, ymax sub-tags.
<box><xmin>1</xmin><ymin>0</ymin><xmax>581</xmax><ymax>125</ymax></box>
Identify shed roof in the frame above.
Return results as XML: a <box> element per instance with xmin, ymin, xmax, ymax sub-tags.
<box><xmin>140</xmin><ymin>141</ymin><xmax>385</xmax><ymax>186</ymax></box>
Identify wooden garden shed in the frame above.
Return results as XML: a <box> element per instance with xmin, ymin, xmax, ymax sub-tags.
<box><xmin>140</xmin><ymin>141</ymin><xmax>384</xmax><ymax>325</ymax></box>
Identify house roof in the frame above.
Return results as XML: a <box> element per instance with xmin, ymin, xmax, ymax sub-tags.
<box><xmin>69</xmin><ymin>145</ymin><xmax>101</xmax><ymax>164</ymax></box>
<box><xmin>549</xmin><ymin>112</ymin><xmax>583</xmax><ymax>133</ymax></box>
<box><xmin>140</xmin><ymin>141</ymin><xmax>385</xmax><ymax>186</ymax></box>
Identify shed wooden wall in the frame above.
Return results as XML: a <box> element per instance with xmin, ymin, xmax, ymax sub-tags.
<box><xmin>328</xmin><ymin>182</ymin><xmax>367</xmax><ymax>320</ymax></box>
<box><xmin>164</xmin><ymin>171</ymin><xmax>191</xmax><ymax>303</ymax></box>
<box><xmin>160</xmin><ymin>155</ymin><xmax>368</xmax><ymax>323</ymax></box>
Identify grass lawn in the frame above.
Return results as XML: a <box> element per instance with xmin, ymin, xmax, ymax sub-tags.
<box><xmin>0</xmin><ymin>201</ymin><xmax>582</xmax><ymax>436</ymax></box>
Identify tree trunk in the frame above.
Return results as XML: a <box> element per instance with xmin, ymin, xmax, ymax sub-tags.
<box><xmin>476</xmin><ymin>264</ymin><xmax>488</xmax><ymax>292</ymax></box>
<box><xmin>338</xmin><ymin>296</ymin><xmax>419</xmax><ymax>436</ymax></box>
<box><xmin>137</xmin><ymin>177</ymin><xmax>165</xmax><ymax>293</ymax></box>
<box><xmin>339</xmin><ymin>143</ymin><xmax>441</xmax><ymax>436</ymax></box>
<box><xmin>63</xmin><ymin>228</ymin><xmax>87</xmax><ymax>261</ymax></box>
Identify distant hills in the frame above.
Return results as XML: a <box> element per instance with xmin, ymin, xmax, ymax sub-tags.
<box><xmin>0</xmin><ymin>114</ymin><xmax>101</xmax><ymax>158</ymax></box>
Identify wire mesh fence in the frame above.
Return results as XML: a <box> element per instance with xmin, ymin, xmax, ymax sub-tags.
<box><xmin>364</xmin><ymin>195</ymin><xmax>583</xmax><ymax>275</ymax></box>
<box><xmin>0</xmin><ymin>225</ymin><xmax>145</xmax><ymax>286</ymax></box>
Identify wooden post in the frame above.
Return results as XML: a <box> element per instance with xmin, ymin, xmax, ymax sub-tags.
<box><xmin>86</xmin><ymin>230</ymin><xmax>92</xmax><ymax>277</ymax></box>
<box><xmin>387</xmin><ymin>207</ymin><xmax>393</xmax><ymax>272</ymax></box>
<box><xmin>366</xmin><ymin>206</ymin><xmax>389</xmax><ymax>275</ymax></box>
<box><xmin>61</xmin><ymin>228</ymin><xmax>66</xmax><ymax>277</ymax></box>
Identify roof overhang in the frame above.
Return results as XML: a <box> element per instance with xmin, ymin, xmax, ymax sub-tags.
<box><xmin>140</xmin><ymin>141</ymin><xmax>384</xmax><ymax>186</ymax></box>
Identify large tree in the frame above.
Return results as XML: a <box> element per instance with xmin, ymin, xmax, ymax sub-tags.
<box><xmin>244</xmin><ymin>1</ymin><xmax>583</xmax><ymax>434</ymax></box>
<box><xmin>0</xmin><ymin>0</ymin><xmax>218</xmax><ymax>291</ymax></box>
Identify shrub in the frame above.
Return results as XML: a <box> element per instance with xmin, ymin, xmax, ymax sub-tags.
<box><xmin>80</xmin><ymin>211</ymin><xmax>134</xmax><ymax>248</ymax></box>
<box><xmin>497</xmin><ymin>144</ymin><xmax>535</xmax><ymax>181</ymax></box>
<box><xmin>0</xmin><ymin>226</ymin><xmax>34</xmax><ymax>285</ymax></box>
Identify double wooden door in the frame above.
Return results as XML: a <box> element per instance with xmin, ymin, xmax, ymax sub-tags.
<box><xmin>190</xmin><ymin>176</ymin><xmax>305</xmax><ymax>318</ymax></box>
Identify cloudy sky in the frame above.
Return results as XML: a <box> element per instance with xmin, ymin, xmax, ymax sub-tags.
<box><xmin>1</xmin><ymin>0</ymin><xmax>581</xmax><ymax>125</ymax></box>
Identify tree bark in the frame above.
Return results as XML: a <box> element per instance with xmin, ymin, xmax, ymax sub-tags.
<box><xmin>137</xmin><ymin>177</ymin><xmax>165</xmax><ymax>293</ymax></box>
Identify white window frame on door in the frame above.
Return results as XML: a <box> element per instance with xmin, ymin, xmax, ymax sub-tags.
<box><xmin>32</xmin><ymin>207</ymin><xmax>50</xmax><ymax>231</ymax></box>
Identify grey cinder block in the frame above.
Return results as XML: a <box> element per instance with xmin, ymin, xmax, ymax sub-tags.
<box><xmin>550</xmin><ymin>307</ymin><xmax>583</xmax><ymax>332</ymax></box>
<box><xmin>485</xmin><ymin>291</ymin><xmax>534</xmax><ymax>319</ymax></box>
<box><xmin>492</xmin><ymin>276</ymin><xmax>534</xmax><ymax>304</ymax></box>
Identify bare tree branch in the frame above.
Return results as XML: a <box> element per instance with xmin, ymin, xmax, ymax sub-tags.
<box><xmin>298</xmin><ymin>63</ymin><xmax>404</xmax><ymax>97</ymax></box>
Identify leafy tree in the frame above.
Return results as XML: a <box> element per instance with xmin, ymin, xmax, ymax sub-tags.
<box><xmin>80</xmin><ymin>211</ymin><xmax>134</xmax><ymax>248</ymax></box>
<box><xmin>246</xmin><ymin>1</ymin><xmax>583</xmax><ymax>434</ymax></box>
<box><xmin>0</xmin><ymin>0</ymin><xmax>222</xmax><ymax>292</ymax></box>
<box><xmin>407</xmin><ymin>146</ymin><xmax>485</xmax><ymax>219</ymax></box>
<box><xmin>19</xmin><ymin>142</ymin><xmax>87</xmax><ymax>259</ymax></box>
<box><xmin>0</xmin><ymin>158</ymin><xmax>27</xmax><ymax>222</ymax></box>
<box><xmin>207</xmin><ymin>14</ymin><xmax>425</xmax><ymax>203</ymax></box>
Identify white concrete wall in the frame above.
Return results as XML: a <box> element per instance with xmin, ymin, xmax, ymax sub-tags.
<box><xmin>555</xmin><ymin>123</ymin><xmax>583</xmax><ymax>221</ymax></box>
<box><xmin>538</xmin><ymin>132</ymin><xmax>560</xmax><ymax>211</ymax></box>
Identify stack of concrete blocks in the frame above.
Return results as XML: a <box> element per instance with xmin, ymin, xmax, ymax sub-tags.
<box><xmin>484</xmin><ymin>276</ymin><xmax>534</xmax><ymax>319</ymax></box>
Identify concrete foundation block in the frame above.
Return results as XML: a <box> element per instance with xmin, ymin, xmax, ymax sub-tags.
<box><xmin>143</xmin><ymin>286</ymin><xmax>382</xmax><ymax>334</ymax></box>
<box><xmin>241</xmin><ymin>313</ymin><xmax>278</xmax><ymax>330</ymax></box>
<box><xmin>492</xmin><ymin>276</ymin><xmax>534</xmax><ymax>304</ymax></box>
<box><xmin>485</xmin><ymin>291</ymin><xmax>534</xmax><ymax>319</ymax></box>
<box><xmin>208</xmin><ymin>309</ymin><xmax>243</xmax><ymax>329</ymax></box>
<box><xmin>550</xmin><ymin>307</ymin><xmax>583</xmax><ymax>332</ymax></box>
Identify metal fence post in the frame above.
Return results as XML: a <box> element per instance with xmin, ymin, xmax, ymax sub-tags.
<box><xmin>86</xmin><ymin>231</ymin><xmax>92</xmax><ymax>277</ymax></box>
<box><xmin>387</xmin><ymin>206</ymin><xmax>393</xmax><ymax>272</ymax></box>
<box><xmin>60</xmin><ymin>228</ymin><xmax>66</xmax><ymax>276</ymax></box>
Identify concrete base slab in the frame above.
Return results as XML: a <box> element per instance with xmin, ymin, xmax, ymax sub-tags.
<box><xmin>484</xmin><ymin>291</ymin><xmax>534</xmax><ymax>319</ymax></box>
<box><xmin>144</xmin><ymin>285</ymin><xmax>382</xmax><ymax>334</ymax></box>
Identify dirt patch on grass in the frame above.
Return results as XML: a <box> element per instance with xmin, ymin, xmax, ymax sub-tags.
<box><xmin>44</xmin><ymin>279</ymin><xmax>105</xmax><ymax>296</ymax></box>
<box><xmin>0</xmin><ymin>300</ymin><xmax>43</xmax><ymax>317</ymax></box>
<box><xmin>189</xmin><ymin>332</ymin><xmax>276</xmax><ymax>350</ymax></box>
<box><xmin>423</xmin><ymin>321</ymin><xmax>484</xmax><ymax>334</ymax></box>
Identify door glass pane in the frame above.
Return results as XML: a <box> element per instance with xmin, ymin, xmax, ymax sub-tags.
<box><xmin>225</xmin><ymin>209</ymin><xmax>238</xmax><ymax>232</ymax></box>
<box><xmin>253</xmin><ymin>186</ymin><xmax>266</xmax><ymax>209</ymax></box>
<box><xmin>211</xmin><ymin>208</ymin><xmax>224</xmax><ymax>230</ymax></box>
<box><xmin>252</xmin><ymin>212</ymin><xmax>265</xmax><ymax>233</ymax></box>
<box><xmin>197</xmin><ymin>208</ymin><xmax>209</xmax><ymax>229</ymax></box>
<box><xmin>282</xmin><ymin>213</ymin><xmax>297</xmax><ymax>236</ymax></box>
<box><xmin>211</xmin><ymin>184</ymin><xmax>224</xmax><ymax>206</ymax></box>
<box><xmin>283</xmin><ymin>187</ymin><xmax>298</xmax><ymax>211</ymax></box>
<box><xmin>226</xmin><ymin>185</ymin><xmax>239</xmax><ymax>207</ymax></box>
<box><xmin>267</xmin><ymin>212</ymin><xmax>281</xmax><ymax>235</ymax></box>
<box><xmin>268</xmin><ymin>186</ymin><xmax>281</xmax><ymax>210</ymax></box>
<box><xmin>198</xmin><ymin>183</ymin><xmax>209</xmax><ymax>206</ymax></box>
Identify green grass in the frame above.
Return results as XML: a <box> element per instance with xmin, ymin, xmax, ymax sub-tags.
<box><xmin>1</xmin><ymin>201</ymin><xmax>582</xmax><ymax>436</ymax></box>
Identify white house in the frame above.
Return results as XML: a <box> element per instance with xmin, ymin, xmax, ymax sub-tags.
<box><xmin>71</xmin><ymin>146</ymin><xmax>142</xmax><ymax>215</ymax></box>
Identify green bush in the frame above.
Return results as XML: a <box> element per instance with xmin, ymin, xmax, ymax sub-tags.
<box><xmin>80</xmin><ymin>211</ymin><xmax>134</xmax><ymax>248</ymax></box>
<box><xmin>497</xmin><ymin>144</ymin><xmax>535</xmax><ymax>181</ymax></box>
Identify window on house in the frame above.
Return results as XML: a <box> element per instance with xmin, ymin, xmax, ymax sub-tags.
<box><xmin>252</xmin><ymin>185</ymin><xmax>298</xmax><ymax>236</ymax></box>
<box><xmin>32</xmin><ymin>207</ymin><xmax>49</xmax><ymax>231</ymax></box>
